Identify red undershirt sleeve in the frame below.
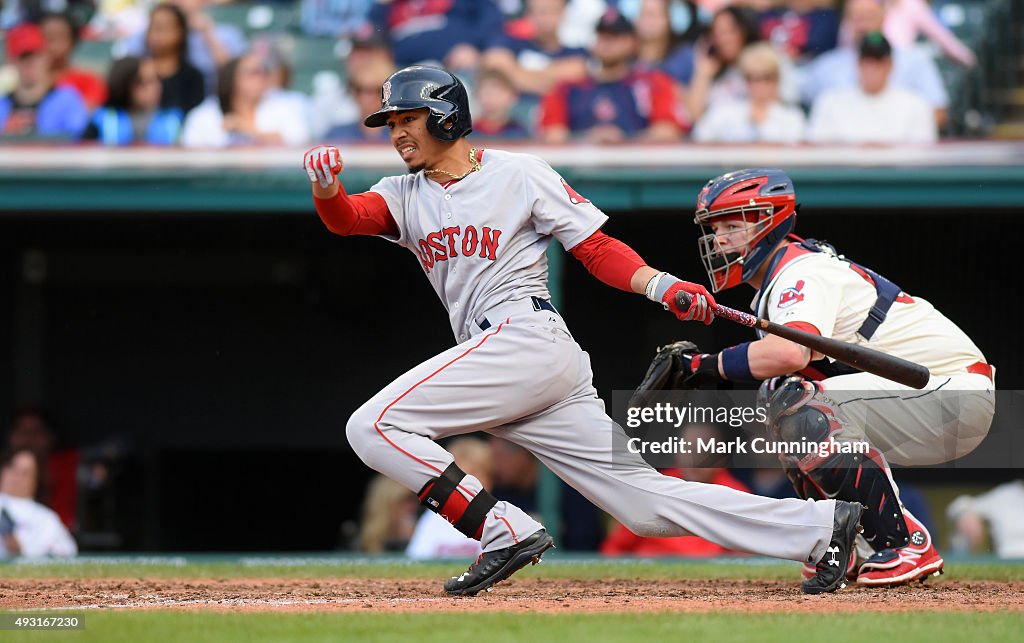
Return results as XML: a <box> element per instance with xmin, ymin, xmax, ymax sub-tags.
<box><xmin>783</xmin><ymin>321</ymin><xmax>821</xmax><ymax>336</ymax></box>
<box><xmin>312</xmin><ymin>183</ymin><xmax>398</xmax><ymax>237</ymax></box>
<box><xmin>783</xmin><ymin>321</ymin><xmax>823</xmax><ymax>361</ymax></box>
<box><xmin>569</xmin><ymin>230</ymin><xmax>646</xmax><ymax>292</ymax></box>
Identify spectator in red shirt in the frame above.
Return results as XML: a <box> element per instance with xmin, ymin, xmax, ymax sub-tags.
<box><xmin>601</xmin><ymin>423</ymin><xmax>752</xmax><ymax>557</ymax></box>
<box><xmin>538</xmin><ymin>7</ymin><xmax>684</xmax><ymax>144</ymax></box>
<box><xmin>40</xmin><ymin>11</ymin><xmax>108</xmax><ymax>110</ymax></box>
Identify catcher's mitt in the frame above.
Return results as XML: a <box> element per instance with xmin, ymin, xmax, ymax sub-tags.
<box><xmin>629</xmin><ymin>340</ymin><xmax>701</xmax><ymax>408</ymax></box>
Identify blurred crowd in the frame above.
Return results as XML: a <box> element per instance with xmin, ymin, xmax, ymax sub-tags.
<box><xmin>0</xmin><ymin>405</ymin><xmax>1018</xmax><ymax>559</ymax></box>
<box><xmin>0</xmin><ymin>0</ymin><xmax>982</xmax><ymax>147</ymax></box>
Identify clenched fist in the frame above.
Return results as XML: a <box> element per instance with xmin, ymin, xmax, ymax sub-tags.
<box><xmin>645</xmin><ymin>272</ymin><xmax>716</xmax><ymax>325</ymax></box>
<box><xmin>304</xmin><ymin>145</ymin><xmax>343</xmax><ymax>188</ymax></box>
<box><xmin>662</xmin><ymin>280</ymin><xmax>715</xmax><ymax>324</ymax></box>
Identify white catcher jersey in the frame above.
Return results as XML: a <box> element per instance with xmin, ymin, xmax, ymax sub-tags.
<box><xmin>370</xmin><ymin>149</ymin><xmax>608</xmax><ymax>340</ymax></box>
<box><xmin>756</xmin><ymin>249</ymin><xmax>986</xmax><ymax>375</ymax></box>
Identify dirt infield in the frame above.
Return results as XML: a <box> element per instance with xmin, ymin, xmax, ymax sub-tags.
<box><xmin>2</xmin><ymin>577</ymin><xmax>1023</xmax><ymax>613</ymax></box>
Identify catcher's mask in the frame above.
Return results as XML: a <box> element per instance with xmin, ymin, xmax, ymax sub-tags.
<box><xmin>363</xmin><ymin>65</ymin><xmax>472</xmax><ymax>142</ymax></box>
<box><xmin>694</xmin><ymin>168</ymin><xmax>797</xmax><ymax>293</ymax></box>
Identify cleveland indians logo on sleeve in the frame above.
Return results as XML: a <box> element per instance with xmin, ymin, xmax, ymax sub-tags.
<box><xmin>778</xmin><ymin>280</ymin><xmax>806</xmax><ymax>308</ymax></box>
<box><xmin>561</xmin><ymin>178</ymin><xmax>590</xmax><ymax>205</ymax></box>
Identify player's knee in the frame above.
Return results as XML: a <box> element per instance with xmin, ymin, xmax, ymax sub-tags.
<box><xmin>345</xmin><ymin>403</ymin><xmax>380</xmax><ymax>465</ymax></box>
<box><xmin>764</xmin><ymin>376</ymin><xmax>842</xmax><ymax>444</ymax></box>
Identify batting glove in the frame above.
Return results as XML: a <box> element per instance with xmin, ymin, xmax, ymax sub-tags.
<box><xmin>303</xmin><ymin>145</ymin><xmax>343</xmax><ymax>188</ymax></box>
<box><xmin>646</xmin><ymin>273</ymin><xmax>716</xmax><ymax>325</ymax></box>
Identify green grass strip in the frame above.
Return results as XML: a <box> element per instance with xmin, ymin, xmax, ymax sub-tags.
<box><xmin>4</xmin><ymin>611</ymin><xmax>1023</xmax><ymax>643</ymax></box>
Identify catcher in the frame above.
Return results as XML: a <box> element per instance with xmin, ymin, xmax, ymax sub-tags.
<box><xmin>634</xmin><ymin>168</ymin><xmax>995</xmax><ymax>586</ymax></box>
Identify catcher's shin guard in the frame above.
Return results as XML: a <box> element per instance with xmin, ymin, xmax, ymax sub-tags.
<box><xmin>767</xmin><ymin>378</ymin><xmax>909</xmax><ymax>551</ymax></box>
<box><xmin>801</xmin><ymin>450</ymin><xmax>909</xmax><ymax>550</ymax></box>
<box><xmin>417</xmin><ymin>462</ymin><xmax>497</xmax><ymax>540</ymax></box>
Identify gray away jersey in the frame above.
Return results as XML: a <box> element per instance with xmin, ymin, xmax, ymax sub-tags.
<box><xmin>369</xmin><ymin>149</ymin><xmax>608</xmax><ymax>341</ymax></box>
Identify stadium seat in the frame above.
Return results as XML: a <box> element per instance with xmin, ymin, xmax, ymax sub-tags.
<box><xmin>208</xmin><ymin>3</ymin><xmax>298</xmax><ymax>36</ymax></box>
<box><xmin>73</xmin><ymin>39</ymin><xmax>115</xmax><ymax>76</ymax></box>
<box><xmin>288</xmin><ymin>36</ymin><xmax>348</xmax><ymax>93</ymax></box>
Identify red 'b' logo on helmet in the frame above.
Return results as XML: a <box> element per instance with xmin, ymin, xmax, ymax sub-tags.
<box><xmin>697</xmin><ymin>185</ymin><xmax>710</xmax><ymax>210</ymax></box>
<box><xmin>382</xmin><ymin>81</ymin><xmax>392</xmax><ymax>103</ymax></box>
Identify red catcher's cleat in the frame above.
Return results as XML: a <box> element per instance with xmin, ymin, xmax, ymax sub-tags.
<box><xmin>856</xmin><ymin>544</ymin><xmax>944</xmax><ymax>586</ymax></box>
<box><xmin>857</xmin><ymin>509</ymin><xmax>944</xmax><ymax>586</ymax></box>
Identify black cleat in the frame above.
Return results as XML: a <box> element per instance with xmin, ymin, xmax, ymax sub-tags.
<box><xmin>802</xmin><ymin>501</ymin><xmax>865</xmax><ymax>595</ymax></box>
<box><xmin>443</xmin><ymin>529</ymin><xmax>555</xmax><ymax>596</ymax></box>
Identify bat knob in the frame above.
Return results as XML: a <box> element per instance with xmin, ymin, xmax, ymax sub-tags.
<box><xmin>675</xmin><ymin>290</ymin><xmax>692</xmax><ymax>311</ymax></box>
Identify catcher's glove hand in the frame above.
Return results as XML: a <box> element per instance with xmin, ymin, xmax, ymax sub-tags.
<box><xmin>630</xmin><ymin>340</ymin><xmax>702</xmax><ymax>408</ymax></box>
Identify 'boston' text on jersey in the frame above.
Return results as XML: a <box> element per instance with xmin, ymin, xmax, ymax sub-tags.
<box><xmin>415</xmin><ymin>225</ymin><xmax>502</xmax><ymax>273</ymax></box>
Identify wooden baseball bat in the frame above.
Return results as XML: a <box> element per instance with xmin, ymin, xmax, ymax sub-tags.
<box><xmin>675</xmin><ymin>292</ymin><xmax>931</xmax><ymax>389</ymax></box>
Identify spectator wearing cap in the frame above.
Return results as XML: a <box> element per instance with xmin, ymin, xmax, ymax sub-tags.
<box><xmin>0</xmin><ymin>23</ymin><xmax>89</xmax><ymax>140</ymax></box>
<box><xmin>693</xmin><ymin>42</ymin><xmax>805</xmax><ymax>143</ymax></box>
<box><xmin>840</xmin><ymin>0</ymin><xmax>976</xmax><ymax>68</ymax></box>
<box><xmin>538</xmin><ymin>7</ymin><xmax>683</xmax><ymax>144</ymax></box>
<box><xmin>82</xmin><ymin>56</ymin><xmax>183</xmax><ymax>146</ymax></box>
<box><xmin>40</xmin><ymin>11</ymin><xmax>108</xmax><ymax>110</ymax></box>
<box><xmin>801</xmin><ymin>0</ymin><xmax>947</xmax><ymax>126</ymax></box>
<box><xmin>482</xmin><ymin>0</ymin><xmax>588</xmax><ymax>97</ymax></box>
<box><xmin>809</xmin><ymin>32</ymin><xmax>935</xmax><ymax>144</ymax></box>
<box><xmin>368</xmin><ymin>0</ymin><xmax>504</xmax><ymax>71</ymax></box>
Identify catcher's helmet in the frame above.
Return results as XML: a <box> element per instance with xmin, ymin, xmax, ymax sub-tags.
<box><xmin>694</xmin><ymin>168</ymin><xmax>798</xmax><ymax>293</ymax></box>
<box><xmin>363</xmin><ymin>65</ymin><xmax>472</xmax><ymax>141</ymax></box>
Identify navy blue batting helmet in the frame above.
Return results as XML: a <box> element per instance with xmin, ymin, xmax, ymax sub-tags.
<box><xmin>363</xmin><ymin>66</ymin><xmax>472</xmax><ymax>142</ymax></box>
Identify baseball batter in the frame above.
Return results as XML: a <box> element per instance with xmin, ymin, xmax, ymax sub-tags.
<box><xmin>635</xmin><ymin>168</ymin><xmax>995</xmax><ymax>586</ymax></box>
<box><xmin>303</xmin><ymin>66</ymin><xmax>862</xmax><ymax>596</ymax></box>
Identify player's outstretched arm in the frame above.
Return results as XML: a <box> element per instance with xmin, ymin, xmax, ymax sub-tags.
<box><xmin>302</xmin><ymin>145</ymin><xmax>398</xmax><ymax>238</ymax></box>
<box><xmin>568</xmin><ymin>230</ymin><xmax>715</xmax><ymax>325</ymax></box>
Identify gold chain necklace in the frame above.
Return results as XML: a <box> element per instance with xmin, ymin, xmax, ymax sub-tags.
<box><xmin>423</xmin><ymin>148</ymin><xmax>481</xmax><ymax>181</ymax></box>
